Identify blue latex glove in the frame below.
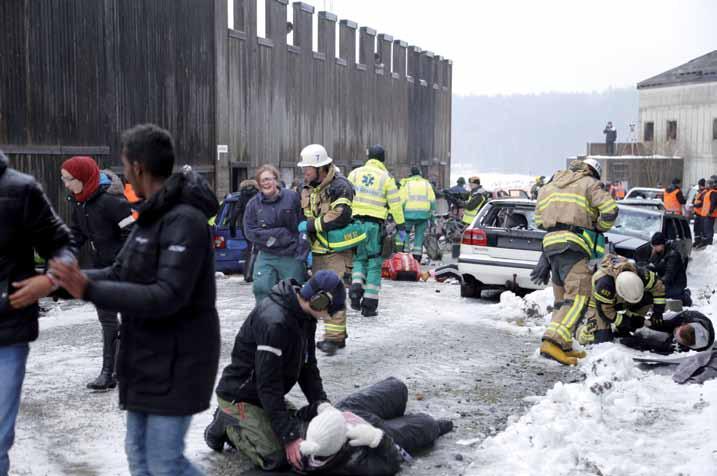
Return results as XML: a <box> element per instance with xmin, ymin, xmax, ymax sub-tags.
<box><xmin>398</xmin><ymin>230</ymin><xmax>408</xmax><ymax>242</ymax></box>
<box><xmin>298</xmin><ymin>221</ymin><xmax>308</xmax><ymax>233</ymax></box>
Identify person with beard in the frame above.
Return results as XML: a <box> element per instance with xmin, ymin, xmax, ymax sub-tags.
<box><xmin>60</xmin><ymin>156</ymin><xmax>134</xmax><ymax>390</ymax></box>
<box><xmin>51</xmin><ymin>124</ymin><xmax>220</xmax><ymax>475</ymax></box>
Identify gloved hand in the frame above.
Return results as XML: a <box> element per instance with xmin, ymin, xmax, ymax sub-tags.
<box><xmin>346</xmin><ymin>424</ymin><xmax>384</xmax><ymax>448</ymax></box>
<box><xmin>648</xmin><ymin>312</ymin><xmax>664</xmax><ymax>328</ymax></box>
<box><xmin>530</xmin><ymin>252</ymin><xmax>551</xmax><ymax>286</ymax></box>
<box><xmin>298</xmin><ymin>221</ymin><xmax>308</xmax><ymax>233</ymax></box>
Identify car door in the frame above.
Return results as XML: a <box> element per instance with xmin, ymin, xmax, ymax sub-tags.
<box><xmin>664</xmin><ymin>216</ymin><xmax>690</xmax><ymax>261</ymax></box>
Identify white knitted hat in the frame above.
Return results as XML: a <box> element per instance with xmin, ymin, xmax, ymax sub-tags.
<box><xmin>299</xmin><ymin>408</ymin><xmax>347</xmax><ymax>457</ymax></box>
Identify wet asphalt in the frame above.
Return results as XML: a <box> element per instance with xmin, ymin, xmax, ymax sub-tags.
<box><xmin>11</xmin><ymin>277</ymin><xmax>579</xmax><ymax>476</ymax></box>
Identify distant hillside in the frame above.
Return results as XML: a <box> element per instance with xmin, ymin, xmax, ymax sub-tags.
<box><xmin>451</xmin><ymin>88</ymin><xmax>639</xmax><ymax>177</ymax></box>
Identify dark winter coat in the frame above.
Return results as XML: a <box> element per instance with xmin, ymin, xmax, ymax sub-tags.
<box><xmin>243</xmin><ymin>189</ymin><xmax>303</xmax><ymax>257</ymax></box>
<box><xmin>0</xmin><ymin>154</ymin><xmax>73</xmax><ymax>346</ymax></box>
<box><xmin>215</xmin><ymin>279</ymin><xmax>327</xmax><ymax>444</ymax></box>
<box><xmin>648</xmin><ymin>243</ymin><xmax>687</xmax><ymax>299</ymax></box>
<box><xmin>654</xmin><ymin>311</ymin><xmax>715</xmax><ymax>352</ymax></box>
<box><xmin>229</xmin><ymin>180</ymin><xmax>259</xmax><ymax>238</ymax></box>
<box><xmin>68</xmin><ymin>186</ymin><xmax>134</xmax><ymax>267</ymax></box>
<box><xmin>303</xmin><ymin>435</ymin><xmax>403</xmax><ymax>476</ymax></box>
<box><xmin>603</xmin><ymin>127</ymin><xmax>617</xmax><ymax>143</ymax></box>
<box><xmin>84</xmin><ymin>171</ymin><xmax>220</xmax><ymax>416</ymax></box>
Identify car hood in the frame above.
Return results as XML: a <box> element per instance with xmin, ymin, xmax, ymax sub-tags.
<box><xmin>605</xmin><ymin>232</ymin><xmax>647</xmax><ymax>250</ymax></box>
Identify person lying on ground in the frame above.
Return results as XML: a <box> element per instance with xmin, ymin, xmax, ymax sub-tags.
<box><xmin>620</xmin><ymin>310</ymin><xmax>715</xmax><ymax>354</ymax></box>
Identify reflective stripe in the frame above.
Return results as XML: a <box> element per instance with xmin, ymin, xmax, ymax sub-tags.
<box><xmin>331</xmin><ymin>198</ymin><xmax>352</xmax><ymax>208</ymax></box>
<box><xmin>562</xmin><ymin>295</ymin><xmax>587</xmax><ymax>330</ymax></box>
<box><xmin>354</xmin><ymin>186</ymin><xmax>385</xmax><ymax>198</ymax></box>
<box><xmin>548</xmin><ymin>322</ymin><xmax>572</xmax><ymax>343</ymax></box>
<box><xmin>324</xmin><ymin>324</ymin><xmax>346</xmax><ymax>331</ymax></box>
<box><xmin>365</xmin><ymin>284</ymin><xmax>381</xmax><ymax>291</ymax></box>
<box><xmin>354</xmin><ymin>195</ymin><xmax>387</xmax><ymax>207</ymax></box>
<box><xmin>653</xmin><ymin>298</ymin><xmax>666</xmax><ymax>304</ymax></box>
<box><xmin>597</xmin><ymin>200</ymin><xmax>618</xmax><ymax>212</ymax></box>
<box><xmin>257</xmin><ymin>345</ymin><xmax>282</xmax><ymax>357</ymax></box>
<box><xmin>592</xmin><ymin>291</ymin><xmax>613</xmax><ymax>304</ymax></box>
<box><xmin>537</xmin><ymin>193</ymin><xmax>590</xmax><ymax>211</ymax></box>
<box><xmin>645</xmin><ymin>272</ymin><xmax>656</xmax><ymax>290</ymax></box>
<box><xmin>598</xmin><ymin>220</ymin><xmax>614</xmax><ymax>230</ymax></box>
<box><xmin>388</xmin><ymin>197</ymin><xmax>402</xmax><ymax>204</ymax></box>
<box><xmin>543</xmin><ymin>231</ymin><xmax>591</xmax><ymax>255</ymax></box>
<box><xmin>118</xmin><ymin>215</ymin><xmax>135</xmax><ymax>229</ymax></box>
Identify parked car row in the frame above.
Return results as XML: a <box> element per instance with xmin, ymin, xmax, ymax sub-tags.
<box><xmin>448</xmin><ymin>198</ymin><xmax>692</xmax><ymax>299</ymax></box>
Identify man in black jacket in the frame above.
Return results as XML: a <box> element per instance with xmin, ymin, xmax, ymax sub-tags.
<box><xmin>51</xmin><ymin>124</ymin><xmax>220</xmax><ymax>476</ymax></box>
<box><xmin>205</xmin><ymin>270</ymin><xmax>345</xmax><ymax>471</ymax></box>
<box><xmin>0</xmin><ymin>150</ymin><xmax>73</xmax><ymax>475</ymax></box>
<box><xmin>648</xmin><ymin>232</ymin><xmax>691</xmax><ymax>306</ymax></box>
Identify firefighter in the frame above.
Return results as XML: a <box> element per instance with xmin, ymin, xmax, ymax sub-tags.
<box><xmin>459</xmin><ymin>176</ymin><xmax>490</xmax><ymax>226</ymax></box>
<box><xmin>532</xmin><ymin>158</ymin><xmax>618</xmax><ymax>365</ymax></box>
<box><xmin>297</xmin><ymin>144</ymin><xmax>363</xmax><ymax>355</ymax></box>
<box><xmin>576</xmin><ymin>254</ymin><xmax>666</xmax><ymax>345</ymax></box>
<box><xmin>348</xmin><ymin>145</ymin><xmax>405</xmax><ymax>317</ymax></box>
<box><xmin>663</xmin><ymin>178</ymin><xmax>686</xmax><ymax>215</ymax></box>
<box><xmin>399</xmin><ymin>167</ymin><xmax>436</xmax><ymax>262</ymax></box>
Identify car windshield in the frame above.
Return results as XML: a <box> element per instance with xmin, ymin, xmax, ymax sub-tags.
<box><xmin>611</xmin><ymin>207</ymin><xmax>661</xmax><ymax>240</ymax></box>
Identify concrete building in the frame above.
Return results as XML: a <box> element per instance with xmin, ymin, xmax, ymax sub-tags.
<box><xmin>637</xmin><ymin>50</ymin><xmax>717</xmax><ymax>185</ymax></box>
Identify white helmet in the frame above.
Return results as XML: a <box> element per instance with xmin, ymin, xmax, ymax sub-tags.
<box><xmin>615</xmin><ymin>271</ymin><xmax>644</xmax><ymax>304</ymax></box>
<box><xmin>583</xmin><ymin>158</ymin><xmax>602</xmax><ymax>179</ymax></box>
<box><xmin>298</xmin><ymin>144</ymin><xmax>333</xmax><ymax>168</ymax></box>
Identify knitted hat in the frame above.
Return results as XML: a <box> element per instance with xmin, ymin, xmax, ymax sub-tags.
<box><xmin>650</xmin><ymin>232</ymin><xmax>666</xmax><ymax>246</ymax></box>
<box><xmin>299</xmin><ymin>407</ymin><xmax>347</xmax><ymax>457</ymax></box>
<box><xmin>689</xmin><ymin>323</ymin><xmax>709</xmax><ymax>349</ymax></box>
<box><xmin>300</xmin><ymin>270</ymin><xmax>346</xmax><ymax>314</ymax></box>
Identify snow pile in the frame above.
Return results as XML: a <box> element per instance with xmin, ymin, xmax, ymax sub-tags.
<box><xmin>687</xmin><ymin>246</ymin><xmax>717</xmax><ymax>308</ymax></box>
<box><xmin>469</xmin><ymin>345</ymin><xmax>717</xmax><ymax>476</ymax></box>
<box><xmin>483</xmin><ymin>288</ymin><xmax>553</xmax><ymax>330</ymax></box>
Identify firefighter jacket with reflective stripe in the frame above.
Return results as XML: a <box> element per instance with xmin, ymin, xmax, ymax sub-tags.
<box><xmin>300</xmin><ymin>167</ymin><xmax>358</xmax><ymax>254</ymax></box>
<box><xmin>663</xmin><ymin>186</ymin><xmax>685</xmax><ymax>215</ymax></box>
<box><xmin>589</xmin><ymin>254</ymin><xmax>666</xmax><ymax>324</ymax></box>
<box><xmin>400</xmin><ymin>175</ymin><xmax>436</xmax><ymax>221</ymax></box>
<box><xmin>461</xmin><ymin>187</ymin><xmax>489</xmax><ymax>225</ymax></box>
<box><xmin>535</xmin><ymin>163</ymin><xmax>618</xmax><ymax>257</ymax></box>
<box><xmin>348</xmin><ymin>159</ymin><xmax>405</xmax><ymax>224</ymax></box>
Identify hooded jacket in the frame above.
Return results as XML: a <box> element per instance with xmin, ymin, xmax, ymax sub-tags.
<box><xmin>215</xmin><ymin>279</ymin><xmax>327</xmax><ymax>444</ymax></box>
<box><xmin>83</xmin><ymin>170</ymin><xmax>220</xmax><ymax>416</ymax></box>
<box><xmin>535</xmin><ymin>161</ymin><xmax>618</xmax><ymax>257</ymax></box>
<box><xmin>0</xmin><ymin>153</ymin><xmax>73</xmax><ymax>345</ymax></box>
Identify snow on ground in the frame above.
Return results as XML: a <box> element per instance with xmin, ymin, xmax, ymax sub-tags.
<box><xmin>467</xmin><ymin>246</ymin><xmax>717</xmax><ymax>476</ymax></box>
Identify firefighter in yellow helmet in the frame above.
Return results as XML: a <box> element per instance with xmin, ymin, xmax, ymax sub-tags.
<box><xmin>297</xmin><ymin>144</ymin><xmax>364</xmax><ymax>355</ymax></box>
<box><xmin>348</xmin><ymin>145</ymin><xmax>405</xmax><ymax>317</ymax></box>
<box><xmin>576</xmin><ymin>254</ymin><xmax>666</xmax><ymax>345</ymax></box>
<box><xmin>459</xmin><ymin>176</ymin><xmax>490</xmax><ymax>226</ymax></box>
<box><xmin>531</xmin><ymin>158</ymin><xmax>618</xmax><ymax>365</ymax></box>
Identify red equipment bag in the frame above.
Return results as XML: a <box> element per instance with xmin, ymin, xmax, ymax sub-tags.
<box><xmin>382</xmin><ymin>252</ymin><xmax>421</xmax><ymax>281</ymax></box>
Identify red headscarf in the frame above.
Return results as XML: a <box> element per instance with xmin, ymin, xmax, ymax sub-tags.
<box><xmin>61</xmin><ymin>156</ymin><xmax>100</xmax><ymax>203</ymax></box>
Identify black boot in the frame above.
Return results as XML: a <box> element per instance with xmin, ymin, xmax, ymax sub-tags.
<box><xmin>316</xmin><ymin>340</ymin><xmax>346</xmax><ymax>356</ymax></box>
<box><xmin>87</xmin><ymin>328</ymin><xmax>118</xmax><ymax>391</ymax></box>
<box><xmin>349</xmin><ymin>284</ymin><xmax>364</xmax><ymax>311</ymax></box>
<box><xmin>204</xmin><ymin>408</ymin><xmax>235</xmax><ymax>452</ymax></box>
<box><xmin>437</xmin><ymin>419</ymin><xmax>454</xmax><ymax>436</ymax></box>
<box><xmin>361</xmin><ymin>298</ymin><xmax>379</xmax><ymax>317</ymax></box>
<box><xmin>413</xmin><ymin>254</ymin><xmax>422</xmax><ymax>263</ymax></box>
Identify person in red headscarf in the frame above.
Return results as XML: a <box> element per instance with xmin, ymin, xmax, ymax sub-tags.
<box><xmin>61</xmin><ymin>156</ymin><xmax>135</xmax><ymax>390</ymax></box>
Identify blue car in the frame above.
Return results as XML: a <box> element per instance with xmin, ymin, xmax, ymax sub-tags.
<box><xmin>212</xmin><ymin>193</ymin><xmax>251</xmax><ymax>274</ymax></box>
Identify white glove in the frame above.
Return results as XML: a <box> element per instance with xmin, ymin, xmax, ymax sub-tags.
<box><xmin>317</xmin><ymin>402</ymin><xmax>333</xmax><ymax>414</ymax></box>
<box><xmin>346</xmin><ymin>423</ymin><xmax>384</xmax><ymax>448</ymax></box>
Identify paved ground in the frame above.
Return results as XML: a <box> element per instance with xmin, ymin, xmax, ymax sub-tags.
<box><xmin>10</xmin><ymin>276</ymin><xmax>578</xmax><ymax>476</ymax></box>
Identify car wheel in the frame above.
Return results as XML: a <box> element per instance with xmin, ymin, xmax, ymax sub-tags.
<box><xmin>461</xmin><ymin>277</ymin><xmax>482</xmax><ymax>298</ymax></box>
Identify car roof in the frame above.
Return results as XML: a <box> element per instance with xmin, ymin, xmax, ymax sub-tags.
<box><xmin>485</xmin><ymin>198</ymin><xmax>536</xmax><ymax>205</ymax></box>
<box><xmin>619</xmin><ymin>198</ymin><xmax>663</xmax><ymax>205</ymax></box>
<box><xmin>627</xmin><ymin>187</ymin><xmax>663</xmax><ymax>192</ymax></box>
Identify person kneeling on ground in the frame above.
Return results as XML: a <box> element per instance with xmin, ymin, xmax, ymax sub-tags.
<box><xmin>205</xmin><ymin>270</ymin><xmax>344</xmax><ymax>471</ymax></box>
<box><xmin>620</xmin><ymin>310</ymin><xmax>715</xmax><ymax>354</ymax></box>
<box><xmin>648</xmin><ymin>231</ymin><xmax>691</xmax><ymax>307</ymax></box>
<box><xmin>297</xmin><ymin>377</ymin><xmax>452</xmax><ymax>475</ymax></box>
<box><xmin>577</xmin><ymin>254</ymin><xmax>666</xmax><ymax>345</ymax></box>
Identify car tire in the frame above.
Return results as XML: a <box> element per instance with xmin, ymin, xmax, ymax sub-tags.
<box><xmin>461</xmin><ymin>277</ymin><xmax>482</xmax><ymax>298</ymax></box>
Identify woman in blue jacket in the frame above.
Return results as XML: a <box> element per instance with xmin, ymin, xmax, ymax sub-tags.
<box><xmin>244</xmin><ymin>165</ymin><xmax>307</xmax><ymax>302</ymax></box>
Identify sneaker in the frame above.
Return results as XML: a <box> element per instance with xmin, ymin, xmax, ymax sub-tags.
<box><xmin>316</xmin><ymin>340</ymin><xmax>345</xmax><ymax>356</ymax></box>
<box><xmin>204</xmin><ymin>408</ymin><xmax>230</xmax><ymax>452</ymax></box>
<box><xmin>437</xmin><ymin>419</ymin><xmax>453</xmax><ymax>436</ymax></box>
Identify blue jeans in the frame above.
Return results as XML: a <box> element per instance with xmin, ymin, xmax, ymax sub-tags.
<box><xmin>125</xmin><ymin>411</ymin><xmax>203</xmax><ymax>476</ymax></box>
<box><xmin>0</xmin><ymin>343</ymin><xmax>30</xmax><ymax>476</ymax></box>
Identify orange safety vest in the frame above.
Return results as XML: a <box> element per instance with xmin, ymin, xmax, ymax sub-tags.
<box><xmin>663</xmin><ymin>188</ymin><xmax>683</xmax><ymax>215</ymax></box>
<box><xmin>124</xmin><ymin>183</ymin><xmax>140</xmax><ymax>219</ymax></box>
<box><xmin>694</xmin><ymin>189</ymin><xmax>708</xmax><ymax>217</ymax></box>
<box><xmin>701</xmin><ymin>189</ymin><xmax>717</xmax><ymax>218</ymax></box>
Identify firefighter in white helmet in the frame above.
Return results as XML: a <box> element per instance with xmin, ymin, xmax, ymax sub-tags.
<box><xmin>297</xmin><ymin>144</ymin><xmax>365</xmax><ymax>355</ymax></box>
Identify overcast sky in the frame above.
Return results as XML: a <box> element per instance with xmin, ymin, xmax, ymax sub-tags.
<box><xmin>233</xmin><ymin>0</ymin><xmax>717</xmax><ymax>96</ymax></box>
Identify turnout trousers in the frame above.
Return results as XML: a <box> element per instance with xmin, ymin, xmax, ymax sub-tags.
<box><xmin>542</xmin><ymin>250</ymin><xmax>592</xmax><ymax>350</ymax></box>
<box><xmin>313</xmin><ymin>250</ymin><xmax>353</xmax><ymax>342</ymax></box>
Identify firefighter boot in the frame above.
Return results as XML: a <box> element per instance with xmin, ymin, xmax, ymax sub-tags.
<box><xmin>361</xmin><ymin>298</ymin><xmax>379</xmax><ymax>317</ymax></box>
<box><xmin>204</xmin><ymin>408</ymin><xmax>235</xmax><ymax>453</ymax></box>
<box><xmin>565</xmin><ymin>349</ymin><xmax>587</xmax><ymax>359</ymax></box>
<box><xmin>316</xmin><ymin>340</ymin><xmax>346</xmax><ymax>356</ymax></box>
<box><xmin>540</xmin><ymin>340</ymin><xmax>578</xmax><ymax>366</ymax></box>
<box><xmin>349</xmin><ymin>284</ymin><xmax>364</xmax><ymax>311</ymax></box>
